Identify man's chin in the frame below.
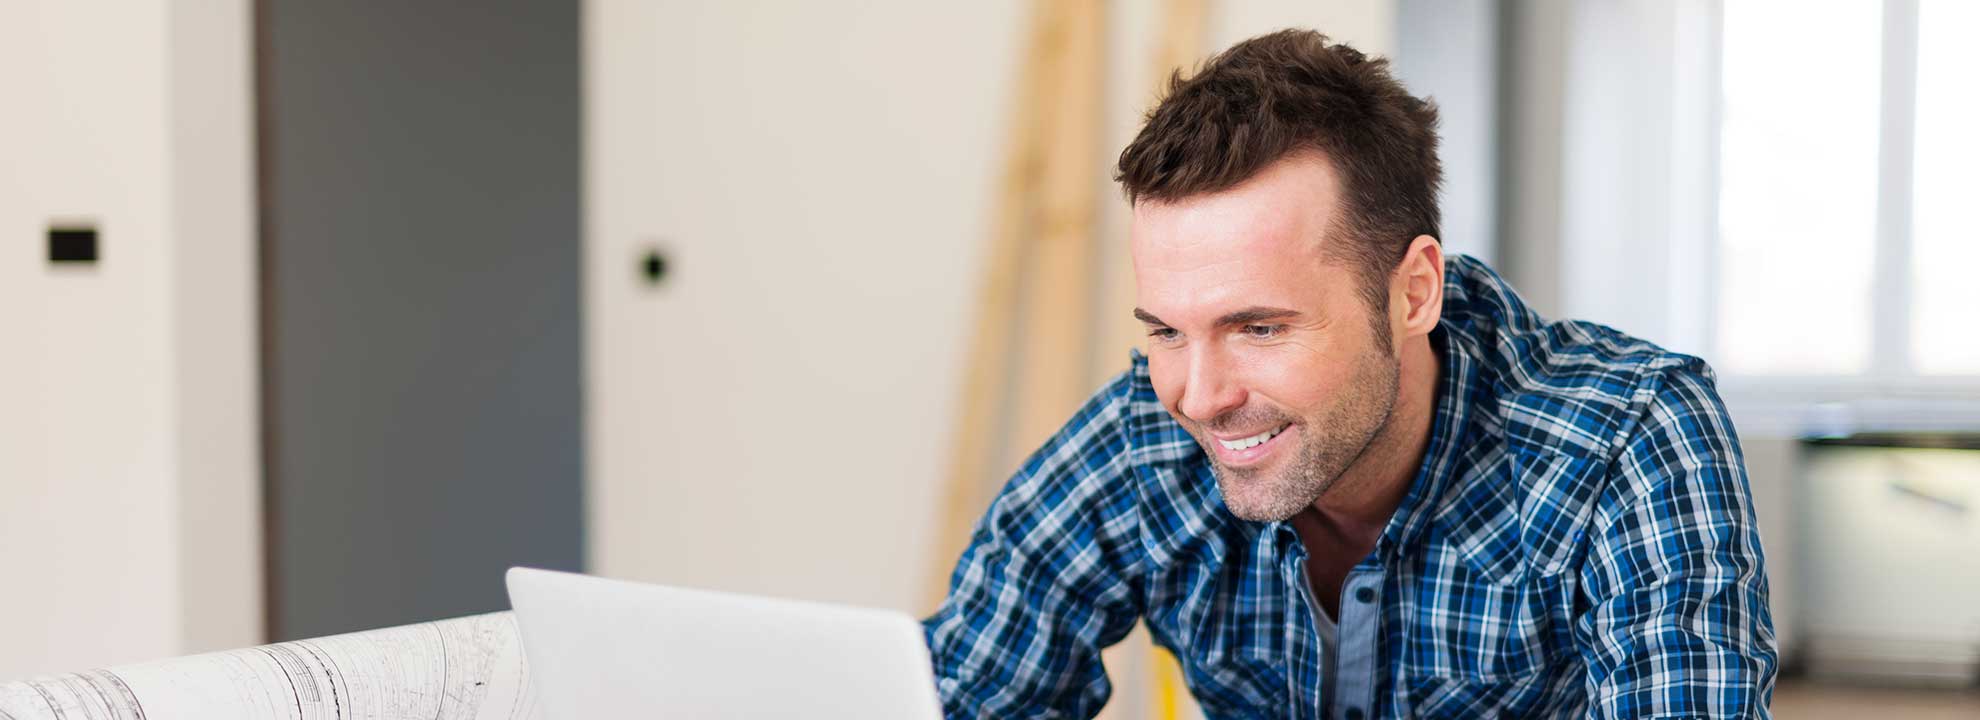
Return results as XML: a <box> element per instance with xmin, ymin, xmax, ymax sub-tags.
<box><xmin>1211</xmin><ymin>468</ymin><xmax>1316</xmax><ymax>522</ymax></box>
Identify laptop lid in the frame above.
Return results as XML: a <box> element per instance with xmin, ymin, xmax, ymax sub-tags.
<box><xmin>505</xmin><ymin>567</ymin><xmax>944</xmax><ymax>719</ymax></box>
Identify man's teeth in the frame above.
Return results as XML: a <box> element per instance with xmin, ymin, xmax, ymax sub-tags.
<box><xmin>1218</xmin><ymin>424</ymin><xmax>1287</xmax><ymax>451</ymax></box>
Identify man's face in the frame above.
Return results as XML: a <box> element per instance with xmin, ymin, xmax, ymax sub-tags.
<box><xmin>1131</xmin><ymin>154</ymin><xmax>1401</xmax><ymax>522</ymax></box>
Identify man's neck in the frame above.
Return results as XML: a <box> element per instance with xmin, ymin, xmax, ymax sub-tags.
<box><xmin>1310</xmin><ymin>332</ymin><xmax>1443</xmax><ymax>533</ymax></box>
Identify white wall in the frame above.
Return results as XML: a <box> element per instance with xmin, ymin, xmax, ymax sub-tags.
<box><xmin>0</xmin><ymin>0</ymin><xmax>258</xmax><ymax>679</ymax></box>
<box><xmin>584</xmin><ymin>0</ymin><xmax>1025</xmax><ymax>613</ymax></box>
<box><xmin>1393</xmin><ymin>0</ymin><xmax>1498</xmax><ymax>264</ymax></box>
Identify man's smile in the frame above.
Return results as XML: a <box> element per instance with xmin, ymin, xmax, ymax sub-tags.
<box><xmin>1210</xmin><ymin>422</ymin><xmax>1293</xmax><ymax>466</ymax></box>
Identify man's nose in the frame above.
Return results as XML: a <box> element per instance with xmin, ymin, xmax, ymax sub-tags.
<box><xmin>1177</xmin><ymin>347</ymin><xmax>1244</xmax><ymax>425</ymax></box>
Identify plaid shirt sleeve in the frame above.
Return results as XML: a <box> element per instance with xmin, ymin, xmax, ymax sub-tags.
<box><xmin>923</xmin><ymin>373</ymin><xmax>1147</xmax><ymax>719</ymax></box>
<box><xmin>1577</xmin><ymin>361</ymin><xmax>1779</xmax><ymax>718</ymax></box>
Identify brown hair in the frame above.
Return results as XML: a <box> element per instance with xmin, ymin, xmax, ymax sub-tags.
<box><xmin>1116</xmin><ymin>29</ymin><xmax>1443</xmax><ymax>313</ymax></box>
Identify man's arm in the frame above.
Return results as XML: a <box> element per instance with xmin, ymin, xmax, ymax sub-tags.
<box><xmin>1577</xmin><ymin>362</ymin><xmax>1779</xmax><ymax>718</ymax></box>
<box><xmin>923</xmin><ymin>374</ymin><xmax>1146</xmax><ymax>719</ymax></box>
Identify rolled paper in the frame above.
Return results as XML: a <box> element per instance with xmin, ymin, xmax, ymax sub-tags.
<box><xmin>0</xmin><ymin>611</ymin><xmax>539</xmax><ymax>720</ymax></box>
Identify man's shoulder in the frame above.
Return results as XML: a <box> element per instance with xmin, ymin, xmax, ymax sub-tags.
<box><xmin>1432</xmin><ymin>258</ymin><xmax>1739</xmax><ymax>580</ymax></box>
<box><xmin>1117</xmin><ymin>352</ymin><xmax>1205</xmax><ymax>463</ymax></box>
<box><xmin>1443</xmin><ymin>255</ymin><xmax>1723</xmax><ymax>462</ymax></box>
<box><xmin>1003</xmin><ymin>358</ymin><xmax>1210</xmax><ymax>513</ymax></box>
<box><xmin>977</xmin><ymin>357</ymin><xmax>1226</xmax><ymax>574</ymax></box>
<box><xmin>1472</xmin><ymin>317</ymin><xmax>1714</xmax><ymax>460</ymax></box>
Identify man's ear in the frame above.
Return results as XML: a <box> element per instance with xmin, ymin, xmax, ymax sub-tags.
<box><xmin>1391</xmin><ymin>235</ymin><xmax>1444</xmax><ymax>339</ymax></box>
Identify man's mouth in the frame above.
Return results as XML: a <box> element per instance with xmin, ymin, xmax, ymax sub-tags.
<box><xmin>1217</xmin><ymin>423</ymin><xmax>1290</xmax><ymax>451</ymax></box>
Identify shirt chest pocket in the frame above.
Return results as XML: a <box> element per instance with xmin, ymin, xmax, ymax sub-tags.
<box><xmin>1402</xmin><ymin>570</ymin><xmax>1577</xmax><ymax>682</ymax></box>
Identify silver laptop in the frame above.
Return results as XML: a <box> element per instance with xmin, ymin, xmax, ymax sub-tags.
<box><xmin>505</xmin><ymin>567</ymin><xmax>945</xmax><ymax>719</ymax></box>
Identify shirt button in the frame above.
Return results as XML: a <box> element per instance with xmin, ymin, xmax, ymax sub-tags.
<box><xmin>1345</xmin><ymin>707</ymin><xmax>1366</xmax><ymax>720</ymax></box>
<box><xmin>1354</xmin><ymin>586</ymin><xmax>1376</xmax><ymax>604</ymax></box>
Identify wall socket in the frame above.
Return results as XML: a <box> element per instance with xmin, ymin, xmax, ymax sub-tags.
<box><xmin>48</xmin><ymin>223</ymin><xmax>99</xmax><ymax>265</ymax></box>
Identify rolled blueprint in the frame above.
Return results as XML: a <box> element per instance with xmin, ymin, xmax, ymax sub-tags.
<box><xmin>0</xmin><ymin>611</ymin><xmax>538</xmax><ymax>720</ymax></box>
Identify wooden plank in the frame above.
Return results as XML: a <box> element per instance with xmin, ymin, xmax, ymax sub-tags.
<box><xmin>1092</xmin><ymin>0</ymin><xmax>1211</xmax><ymax>388</ymax></box>
<box><xmin>925</xmin><ymin>0</ymin><xmax>1108</xmax><ymax>610</ymax></box>
<box><xmin>1137</xmin><ymin>5</ymin><xmax>1210</xmax><ymax>718</ymax></box>
<box><xmin>1007</xmin><ymin>0</ymin><xmax>1109</xmax><ymax>464</ymax></box>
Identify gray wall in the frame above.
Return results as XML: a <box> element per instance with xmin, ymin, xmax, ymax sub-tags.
<box><xmin>261</xmin><ymin>0</ymin><xmax>583</xmax><ymax>640</ymax></box>
<box><xmin>1395</xmin><ymin>0</ymin><xmax>1501</xmax><ymax>265</ymax></box>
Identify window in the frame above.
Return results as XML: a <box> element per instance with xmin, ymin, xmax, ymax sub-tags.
<box><xmin>1716</xmin><ymin>0</ymin><xmax>1979</xmax><ymax>381</ymax></box>
<box><xmin>1909</xmin><ymin>0</ymin><xmax>1980</xmax><ymax>374</ymax></box>
<box><xmin>1716</xmin><ymin>0</ymin><xmax>1881</xmax><ymax>375</ymax></box>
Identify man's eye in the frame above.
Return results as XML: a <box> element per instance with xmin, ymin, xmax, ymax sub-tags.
<box><xmin>1148</xmin><ymin>328</ymin><xmax>1181</xmax><ymax>343</ymax></box>
<box><xmin>1243</xmin><ymin>324</ymin><xmax>1284</xmax><ymax>339</ymax></box>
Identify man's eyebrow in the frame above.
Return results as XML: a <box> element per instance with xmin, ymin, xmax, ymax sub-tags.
<box><xmin>1132</xmin><ymin>306</ymin><xmax>1303</xmax><ymax>328</ymax></box>
<box><xmin>1216</xmin><ymin>306</ymin><xmax>1301</xmax><ymax>327</ymax></box>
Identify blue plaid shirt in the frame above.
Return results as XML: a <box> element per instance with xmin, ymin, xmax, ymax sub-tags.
<box><xmin>924</xmin><ymin>255</ymin><xmax>1777</xmax><ymax>719</ymax></box>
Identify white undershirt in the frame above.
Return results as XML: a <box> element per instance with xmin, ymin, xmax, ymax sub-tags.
<box><xmin>1310</xmin><ymin>596</ymin><xmax>1340</xmax><ymax>715</ymax></box>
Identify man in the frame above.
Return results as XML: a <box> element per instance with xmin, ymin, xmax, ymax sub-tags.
<box><xmin>923</xmin><ymin>29</ymin><xmax>1776</xmax><ymax>719</ymax></box>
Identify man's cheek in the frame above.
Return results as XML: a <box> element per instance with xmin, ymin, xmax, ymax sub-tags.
<box><xmin>1148</xmin><ymin>367</ymin><xmax>1183</xmax><ymax>410</ymax></box>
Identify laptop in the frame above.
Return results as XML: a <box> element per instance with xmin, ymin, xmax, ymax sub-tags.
<box><xmin>505</xmin><ymin>567</ymin><xmax>945</xmax><ymax>719</ymax></box>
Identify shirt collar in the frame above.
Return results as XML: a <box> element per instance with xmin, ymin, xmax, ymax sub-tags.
<box><xmin>1374</xmin><ymin>321</ymin><xmax>1479</xmax><ymax>561</ymax></box>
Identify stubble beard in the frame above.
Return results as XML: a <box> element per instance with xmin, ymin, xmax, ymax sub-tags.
<box><xmin>1204</xmin><ymin>345</ymin><xmax>1401</xmax><ymax>523</ymax></box>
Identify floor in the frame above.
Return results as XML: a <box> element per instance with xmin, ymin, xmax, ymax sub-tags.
<box><xmin>1772</xmin><ymin>679</ymin><xmax>1980</xmax><ymax>719</ymax></box>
